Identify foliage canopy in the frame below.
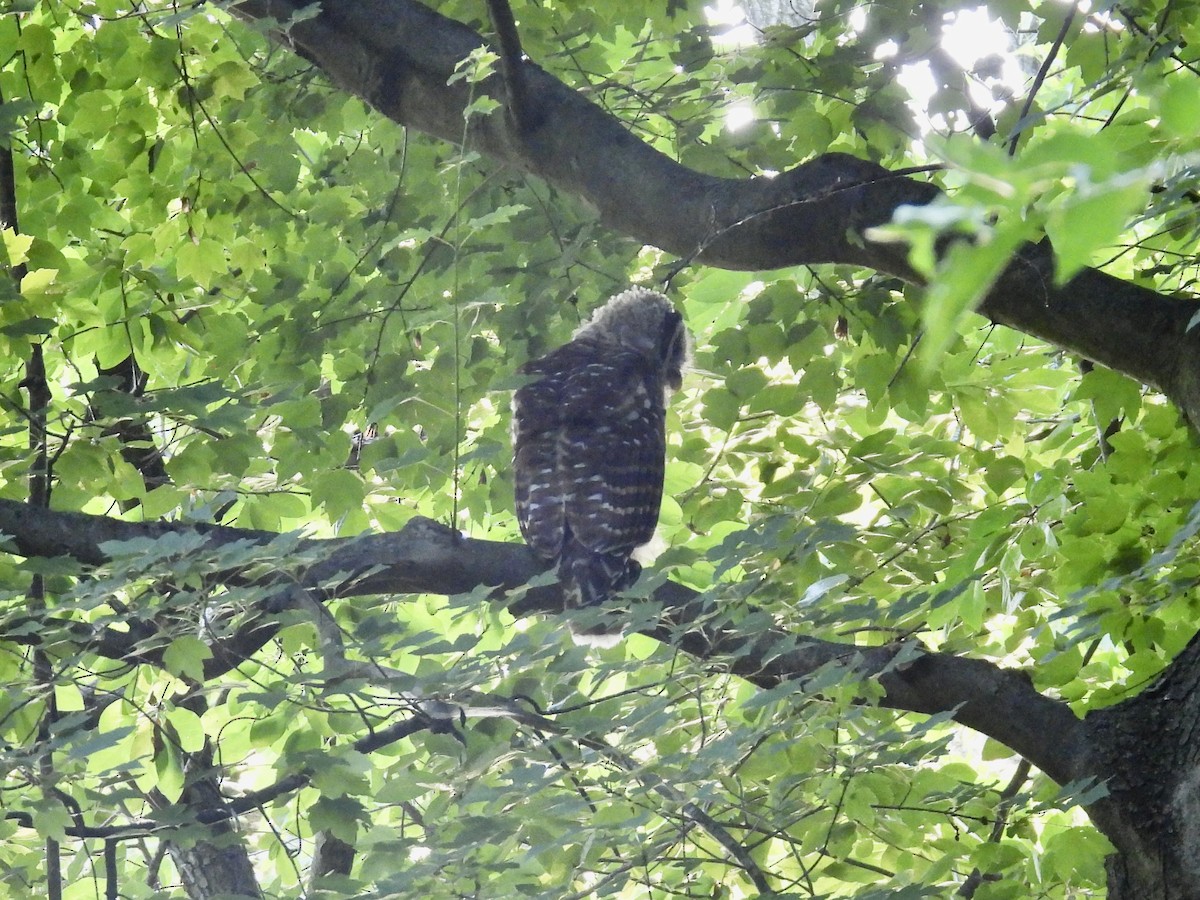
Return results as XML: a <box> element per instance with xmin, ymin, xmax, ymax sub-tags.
<box><xmin>1</xmin><ymin>0</ymin><xmax>1200</xmax><ymax>897</ymax></box>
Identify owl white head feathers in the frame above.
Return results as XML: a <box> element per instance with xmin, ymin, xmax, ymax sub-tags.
<box><xmin>512</xmin><ymin>288</ymin><xmax>691</xmax><ymax>644</ymax></box>
<box><xmin>572</xmin><ymin>288</ymin><xmax>691</xmax><ymax>388</ymax></box>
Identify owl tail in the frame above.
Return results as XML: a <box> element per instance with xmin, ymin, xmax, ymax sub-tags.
<box><xmin>560</xmin><ymin>544</ymin><xmax>641</xmax><ymax>647</ymax></box>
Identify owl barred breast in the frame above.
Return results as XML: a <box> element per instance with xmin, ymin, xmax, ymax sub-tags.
<box><xmin>512</xmin><ymin>288</ymin><xmax>691</xmax><ymax>640</ymax></box>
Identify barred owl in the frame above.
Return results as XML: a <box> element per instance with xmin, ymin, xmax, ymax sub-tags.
<box><xmin>512</xmin><ymin>287</ymin><xmax>691</xmax><ymax>641</ymax></box>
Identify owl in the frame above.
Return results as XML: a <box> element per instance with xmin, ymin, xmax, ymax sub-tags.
<box><xmin>512</xmin><ymin>287</ymin><xmax>691</xmax><ymax>641</ymax></box>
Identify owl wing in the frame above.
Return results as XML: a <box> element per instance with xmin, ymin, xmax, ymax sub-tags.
<box><xmin>558</xmin><ymin>349</ymin><xmax>667</xmax><ymax>556</ymax></box>
<box><xmin>512</xmin><ymin>348</ymin><xmax>572</xmax><ymax>562</ymax></box>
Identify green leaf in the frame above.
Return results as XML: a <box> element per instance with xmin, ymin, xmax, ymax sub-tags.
<box><xmin>310</xmin><ymin>796</ymin><xmax>366</xmax><ymax>843</ymax></box>
<box><xmin>310</xmin><ymin>468</ymin><xmax>366</xmax><ymax>519</ymax></box>
<box><xmin>18</xmin><ymin>268</ymin><xmax>58</xmax><ymax>296</ymax></box>
<box><xmin>919</xmin><ymin>222</ymin><xmax>1027</xmax><ymax>371</ymax></box>
<box><xmin>1045</xmin><ymin>175</ymin><xmax>1147</xmax><ymax>281</ymax></box>
<box><xmin>165</xmin><ymin>707</ymin><xmax>206</xmax><ymax>753</ymax></box>
<box><xmin>210</xmin><ymin>59</ymin><xmax>258</xmax><ymax>101</ymax></box>
<box><xmin>1</xmin><ymin>229</ymin><xmax>33</xmax><ymax>267</ymax></box>
<box><xmin>162</xmin><ymin>636</ymin><xmax>214</xmax><ymax>682</ymax></box>
<box><xmin>1159</xmin><ymin>79</ymin><xmax>1200</xmax><ymax>138</ymax></box>
<box><xmin>0</xmin><ymin>98</ymin><xmax>38</xmax><ymax>148</ymax></box>
<box><xmin>32</xmin><ymin>802</ymin><xmax>72</xmax><ymax>842</ymax></box>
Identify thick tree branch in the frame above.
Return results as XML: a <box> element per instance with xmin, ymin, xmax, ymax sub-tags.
<box><xmin>231</xmin><ymin>0</ymin><xmax>1200</xmax><ymax>422</ymax></box>
<box><xmin>0</xmin><ymin>499</ymin><xmax>1085</xmax><ymax>789</ymax></box>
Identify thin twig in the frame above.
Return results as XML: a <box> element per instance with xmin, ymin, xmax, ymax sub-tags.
<box><xmin>958</xmin><ymin>758</ymin><xmax>1033</xmax><ymax>897</ymax></box>
<box><xmin>1007</xmin><ymin>8</ymin><xmax>1076</xmax><ymax>156</ymax></box>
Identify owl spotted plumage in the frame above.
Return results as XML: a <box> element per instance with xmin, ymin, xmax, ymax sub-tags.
<box><xmin>512</xmin><ymin>288</ymin><xmax>690</xmax><ymax>640</ymax></box>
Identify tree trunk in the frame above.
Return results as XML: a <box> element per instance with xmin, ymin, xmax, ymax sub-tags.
<box><xmin>1084</xmin><ymin>635</ymin><xmax>1200</xmax><ymax>899</ymax></box>
<box><xmin>157</xmin><ymin>751</ymin><xmax>263</xmax><ymax>899</ymax></box>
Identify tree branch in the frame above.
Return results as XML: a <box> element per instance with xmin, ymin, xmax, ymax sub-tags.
<box><xmin>88</xmin><ymin>356</ymin><xmax>170</xmax><ymax>501</ymax></box>
<box><xmin>0</xmin><ymin>499</ymin><xmax>1085</xmax><ymax>788</ymax></box>
<box><xmin>484</xmin><ymin>0</ymin><xmax>538</xmax><ymax>134</ymax></box>
<box><xmin>230</xmin><ymin>0</ymin><xmax>1200</xmax><ymax>423</ymax></box>
<box><xmin>958</xmin><ymin>758</ymin><xmax>1032</xmax><ymax>897</ymax></box>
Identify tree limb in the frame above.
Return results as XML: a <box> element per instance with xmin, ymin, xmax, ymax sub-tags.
<box><xmin>484</xmin><ymin>0</ymin><xmax>538</xmax><ymax>134</ymax></box>
<box><xmin>0</xmin><ymin>499</ymin><xmax>1086</xmax><ymax>788</ymax></box>
<box><xmin>229</xmin><ymin>0</ymin><xmax>1200</xmax><ymax>423</ymax></box>
<box><xmin>88</xmin><ymin>356</ymin><xmax>170</xmax><ymax>501</ymax></box>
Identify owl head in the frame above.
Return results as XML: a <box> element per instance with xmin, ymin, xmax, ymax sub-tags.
<box><xmin>574</xmin><ymin>287</ymin><xmax>692</xmax><ymax>390</ymax></box>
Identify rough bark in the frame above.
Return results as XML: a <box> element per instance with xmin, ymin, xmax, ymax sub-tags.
<box><xmin>1082</xmin><ymin>634</ymin><xmax>1200</xmax><ymax>899</ymax></box>
<box><xmin>157</xmin><ymin>754</ymin><xmax>264</xmax><ymax>900</ymax></box>
<box><xmin>164</xmin><ymin>825</ymin><xmax>262</xmax><ymax>899</ymax></box>
<box><xmin>231</xmin><ymin>0</ymin><xmax>1200</xmax><ymax>423</ymax></box>
<box><xmin>309</xmin><ymin>831</ymin><xmax>356</xmax><ymax>887</ymax></box>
